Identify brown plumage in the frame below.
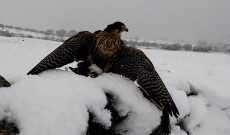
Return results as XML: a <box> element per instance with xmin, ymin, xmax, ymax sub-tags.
<box><xmin>27</xmin><ymin>21</ymin><xmax>179</xmax><ymax>135</ymax></box>
<box><xmin>89</xmin><ymin>22</ymin><xmax>128</xmax><ymax>72</ymax></box>
<box><xmin>90</xmin><ymin>32</ymin><xmax>121</xmax><ymax>71</ymax></box>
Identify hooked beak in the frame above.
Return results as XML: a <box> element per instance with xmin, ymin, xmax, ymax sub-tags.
<box><xmin>125</xmin><ymin>27</ymin><xmax>129</xmax><ymax>32</ymax></box>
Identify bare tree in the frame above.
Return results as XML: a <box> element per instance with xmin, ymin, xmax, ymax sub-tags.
<box><xmin>182</xmin><ymin>44</ymin><xmax>192</xmax><ymax>51</ymax></box>
<box><xmin>197</xmin><ymin>40</ymin><xmax>207</xmax><ymax>46</ymax></box>
<box><xmin>46</xmin><ymin>29</ymin><xmax>55</xmax><ymax>35</ymax></box>
<box><xmin>67</xmin><ymin>30</ymin><xmax>78</xmax><ymax>37</ymax></box>
<box><xmin>56</xmin><ymin>29</ymin><xmax>67</xmax><ymax>37</ymax></box>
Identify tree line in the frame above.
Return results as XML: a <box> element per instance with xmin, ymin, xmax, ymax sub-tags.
<box><xmin>1</xmin><ymin>23</ymin><xmax>228</xmax><ymax>53</ymax></box>
<box><xmin>0</xmin><ymin>23</ymin><xmax>78</xmax><ymax>37</ymax></box>
<box><xmin>126</xmin><ymin>40</ymin><xmax>217</xmax><ymax>53</ymax></box>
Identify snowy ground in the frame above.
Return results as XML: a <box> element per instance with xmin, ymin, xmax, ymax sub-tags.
<box><xmin>1</xmin><ymin>27</ymin><xmax>48</xmax><ymax>39</ymax></box>
<box><xmin>0</xmin><ymin>36</ymin><xmax>230</xmax><ymax>135</ymax></box>
<box><xmin>1</xmin><ymin>27</ymin><xmax>64</xmax><ymax>41</ymax></box>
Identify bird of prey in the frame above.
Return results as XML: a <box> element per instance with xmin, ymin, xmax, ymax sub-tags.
<box><xmin>27</xmin><ymin>21</ymin><xmax>179</xmax><ymax>135</ymax></box>
<box><xmin>27</xmin><ymin>22</ymin><xmax>128</xmax><ymax>75</ymax></box>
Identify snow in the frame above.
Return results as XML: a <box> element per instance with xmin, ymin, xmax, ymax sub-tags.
<box><xmin>126</xmin><ymin>38</ymin><xmax>195</xmax><ymax>46</ymax></box>
<box><xmin>1</xmin><ymin>27</ymin><xmax>60</xmax><ymax>40</ymax></box>
<box><xmin>0</xmin><ymin>36</ymin><xmax>230</xmax><ymax>135</ymax></box>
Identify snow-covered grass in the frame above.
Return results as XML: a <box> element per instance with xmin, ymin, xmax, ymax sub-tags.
<box><xmin>125</xmin><ymin>38</ymin><xmax>195</xmax><ymax>46</ymax></box>
<box><xmin>0</xmin><ymin>36</ymin><xmax>230</xmax><ymax>135</ymax></box>
<box><xmin>1</xmin><ymin>27</ymin><xmax>64</xmax><ymax>42</ymax></box>
<box><xmin>1</xmin><ymin>27</ymin><xmax>46</xmax><ymax>39</ymax></box>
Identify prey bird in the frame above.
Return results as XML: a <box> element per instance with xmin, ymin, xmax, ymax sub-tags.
<box><xmin>27</xmin><ymin>21</ymin><xmax>179</xmax><ymax>135</ymax></box>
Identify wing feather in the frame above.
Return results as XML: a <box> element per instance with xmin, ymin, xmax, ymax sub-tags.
<box><xmin>110</xmin><ymin>45</ymin><xmax>179</xmax><ymax>118</ymax></box>
<box><xmin>27</xmin><ymin>31</ymin><xmax>93</xmax><ymax>75</ymax></box>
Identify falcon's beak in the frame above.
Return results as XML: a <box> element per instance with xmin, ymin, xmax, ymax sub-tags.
<box><xmin>125</xmin><ymin>27</ymin><xmax>129</xmax><ymax>32</ymax></box>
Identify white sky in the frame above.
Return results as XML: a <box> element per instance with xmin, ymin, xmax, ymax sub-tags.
<box><xmin>1</xmin><ymin>0</ymin><xmax>230</xmax><ymax>43</ymax></box>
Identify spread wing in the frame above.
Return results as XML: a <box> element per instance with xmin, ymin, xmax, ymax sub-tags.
<box><xmin>27</xmin><ymin>31</ymin><xmax>94</xmax><ymax>75</ymax></box>
<box><xmin>110</xmin><ymin>45</ymin><xmax>179</xmax><ymax>118</ymax></box>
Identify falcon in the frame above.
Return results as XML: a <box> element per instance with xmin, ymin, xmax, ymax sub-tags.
<box><xmin>27</xmin><ymin>21</ymin><xmax>179</xmax><ymax>135</ymax></box>
<box><xmin>27</xmin><ymin>22</ymin><xmax>128</xmax><ymax>75</ymax></box>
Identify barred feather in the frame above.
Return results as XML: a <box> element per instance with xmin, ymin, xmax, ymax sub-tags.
<box><xmin>27</xmin><ymin>31</ymin><xmax>93</xmax><ymax>75</ymax></box>
<box><xmin>110</xmin><ymin>45</ymin><xmax>179</xmax><ymax>118</ymax></box>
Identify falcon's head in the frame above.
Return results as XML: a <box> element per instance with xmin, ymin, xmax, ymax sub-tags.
<box><xmin>104</xmin><ymin>21</ymin><xmax>128</xmax><ymax>35</ymax></box>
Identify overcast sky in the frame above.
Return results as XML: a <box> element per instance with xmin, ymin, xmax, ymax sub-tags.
<box><xmin>1</xmin><ymin>0</ymin><xmax>230</xmax><ymax>43</ymax></box>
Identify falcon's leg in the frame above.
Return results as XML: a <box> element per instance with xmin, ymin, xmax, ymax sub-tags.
<box><xmin>89</xmin><ymin>64</ymin><xmax>103</xmax><ymax>75</ymax></box>
<box><xmin>103</xmin><ymin>63</ymin><xmax>111</xmax><ymax>73</ymax></box>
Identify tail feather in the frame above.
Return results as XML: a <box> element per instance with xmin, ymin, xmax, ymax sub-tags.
<box><xmin>151</xmin><ymin>110</ymin><xmax>171</xmax><ymax>135</ymax></box>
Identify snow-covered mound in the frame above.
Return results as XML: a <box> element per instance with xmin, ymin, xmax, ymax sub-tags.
<box><xmin>0</xmin><ymin>71</ymin><xmax>163</xmax><ymax>135</ymax></box>
<box><xmin>0</xmin><ymin>36</ymin><xmax>230</xmax><ymax>135</ymax></box>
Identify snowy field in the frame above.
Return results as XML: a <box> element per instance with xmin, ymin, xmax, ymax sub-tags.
<box><xmin>0</xmin><ymin>36</ymin><xmax>230</xmax><ymax>135</ymax></box>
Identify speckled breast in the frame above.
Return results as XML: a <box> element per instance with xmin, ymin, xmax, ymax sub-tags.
<box><xmin>92</xmin><ymin>32</ymin><xmax>121</xmax><ymax>63</ymax></box>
